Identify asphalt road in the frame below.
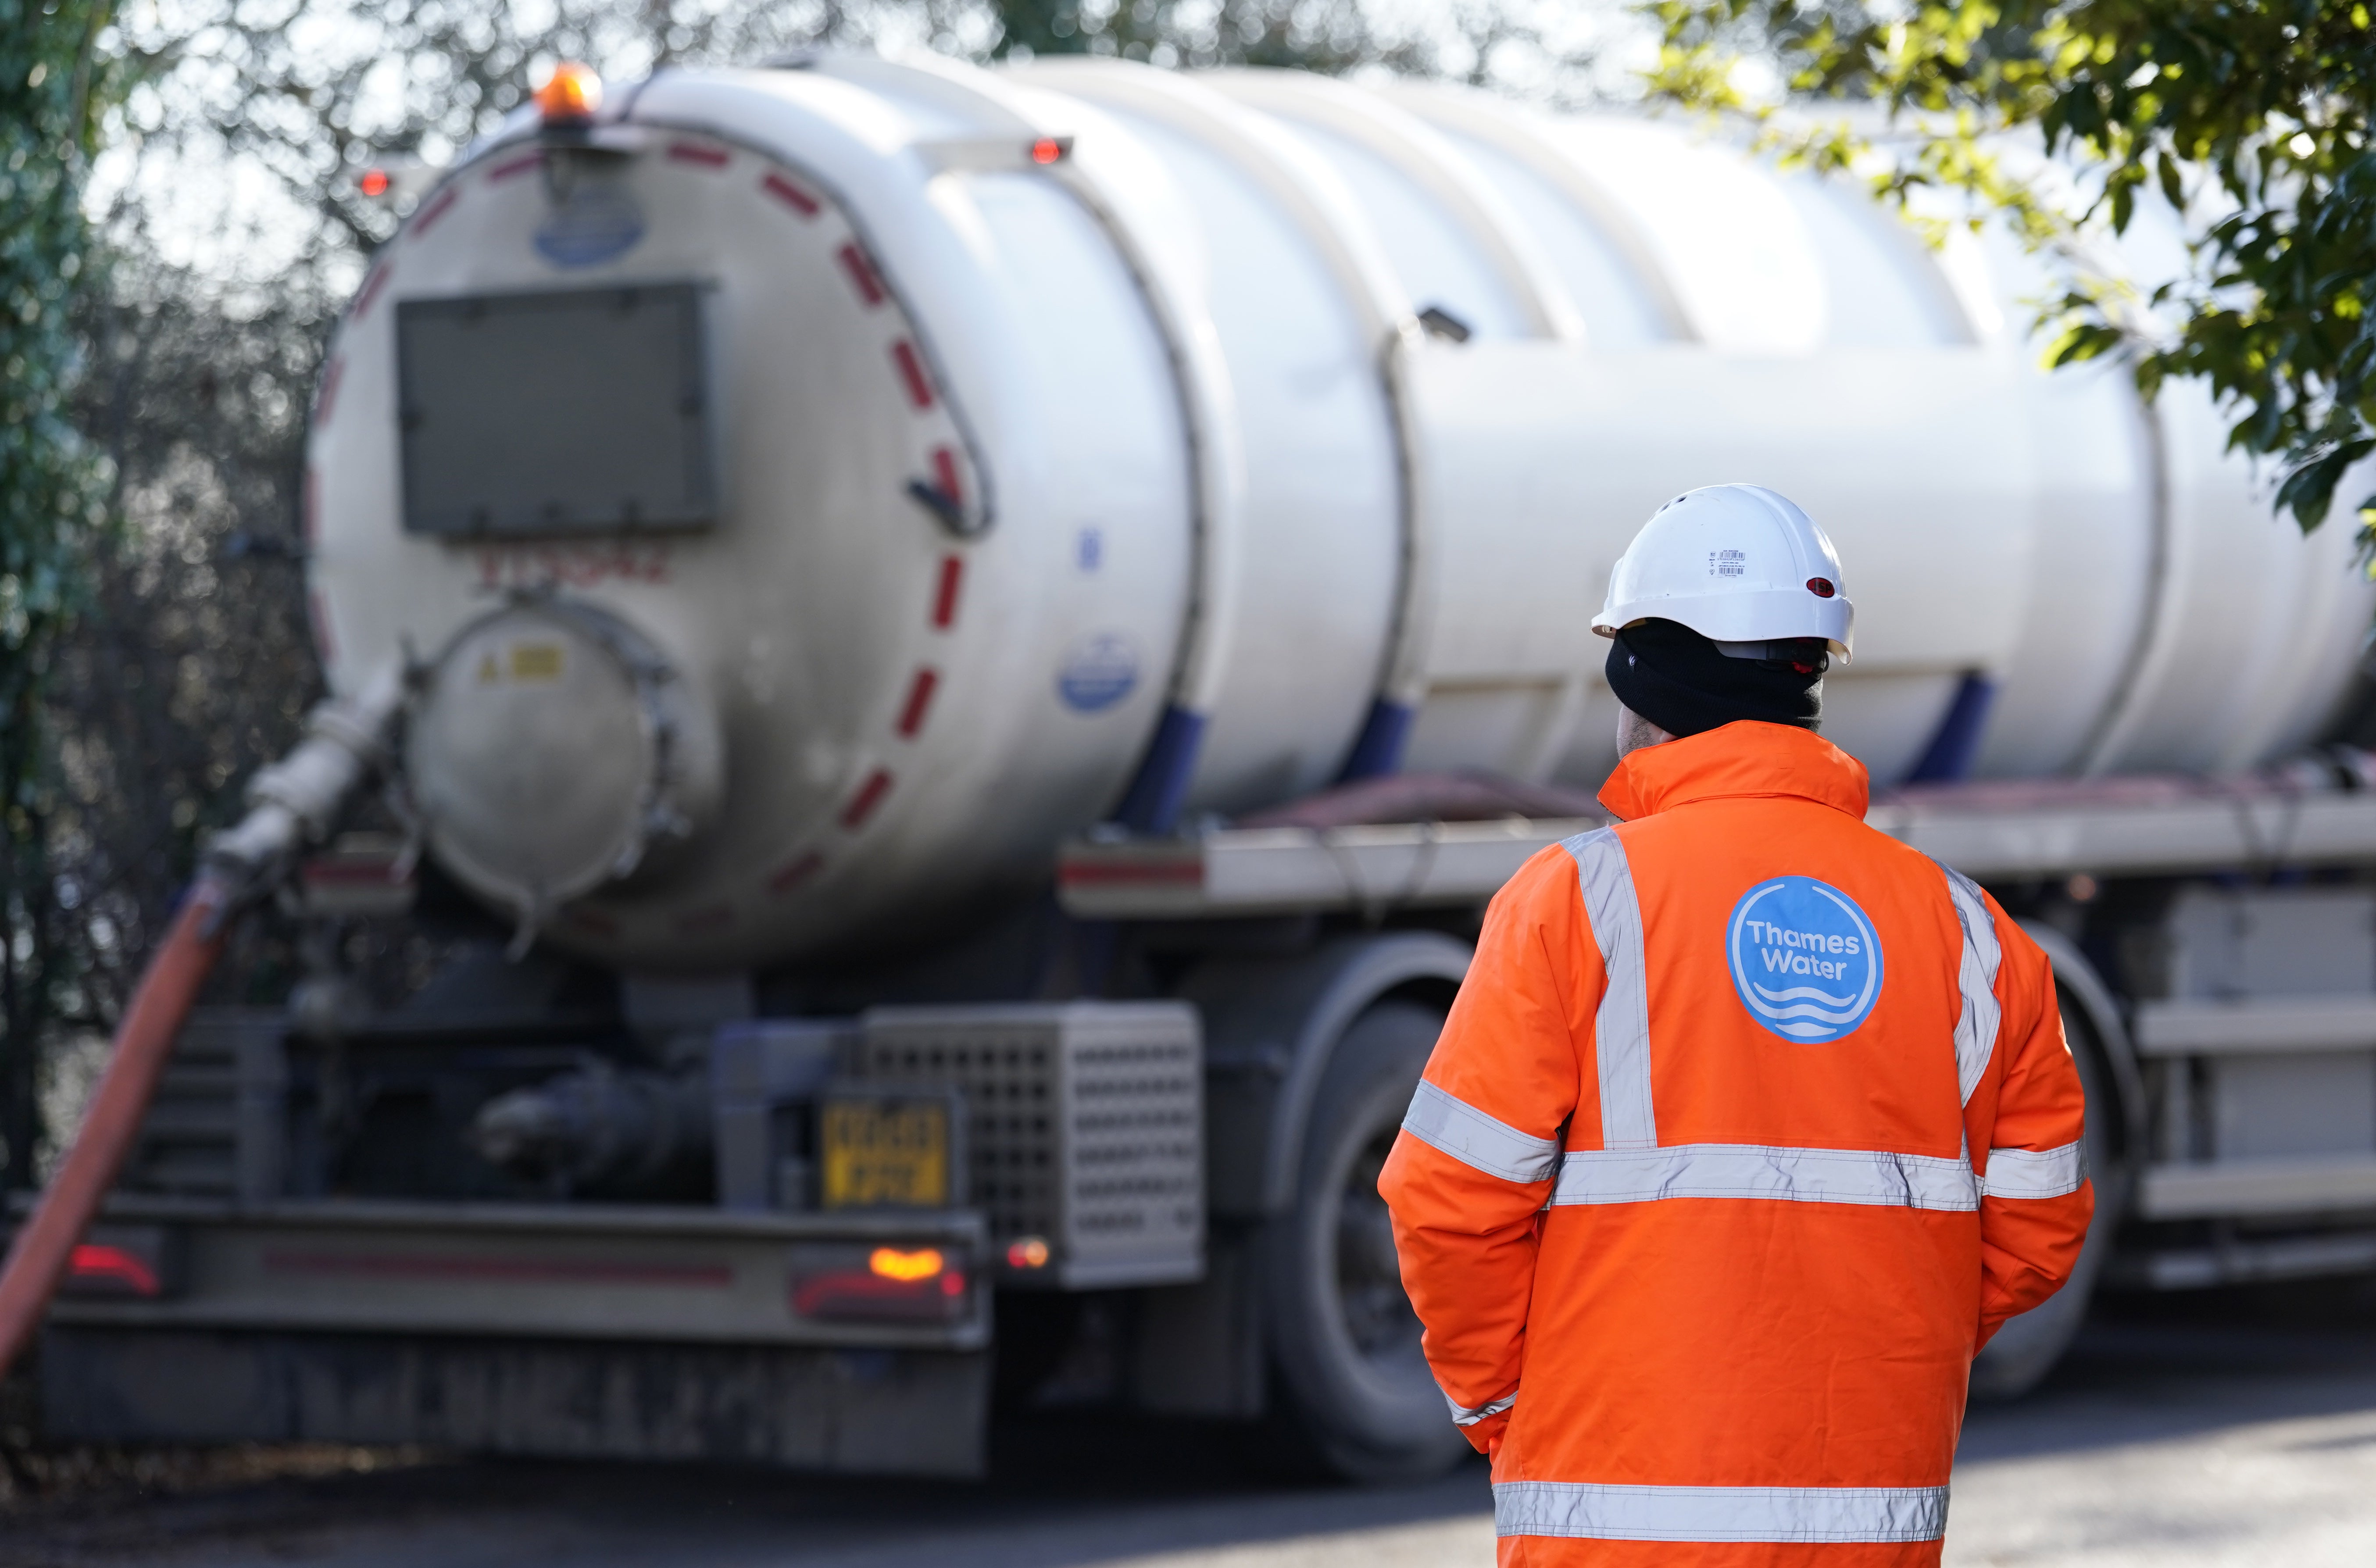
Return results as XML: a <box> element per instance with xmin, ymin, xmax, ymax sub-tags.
<box><xmin>6</xmin><ymin>1284</ymin><xmax>2374</xmax><ymax>1568</ymax></box>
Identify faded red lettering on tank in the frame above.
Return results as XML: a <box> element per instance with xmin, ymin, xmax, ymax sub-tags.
<box><xmin>674</xmin><ymin>903</ymin><xmax>736</xmax><ymax>935</ymax></box>
<box><xmin>930</xmin><ymin>446</ymin><xmax>962</xmax><ymax>507</ymax></box>
<box><xmin>931</xmin><ymin>554</ymin><xmax>963</xmax><ymax>629</ymax></box>
<box><xmin>890</xmin><ymin>340</ymin><xmax>934</xmax><ymax>409</ymax></box>
<box><xmin>410</xmin><ymin>186</ymin><xmax>460</xmax><ymax>236</ymax></box>
<box><xmin>768</xmin><ymin>852</ymin><xmax>824</xmax><ymax>895</ymax></box>
<box><xmin>837</xmin><ymin>243</ymin><xmax>886</xmax><ymax>307</ymax></box>
<box><xmin>307</xmin><ymin>589</ymin><xmax>337</xmax><ymax>665</ymax></box>
<box><xmin>840</xmin><ymin>769</ymin><xmax>894</xmax><ymax>830</ymax></box>
<box><xmin>473</xmin><ymin>543</ymin><xmax>673</xmax><ymax>593</ymax></box>
<box><xmin>761</xmin><ymin>171</ymin><xmax>820</xmax><ymax>217</ymax></box>
<box><xmin>896</xmin><ymin>668</ymin><xmax>940</xmax><ymax>738</ymax></box>
<box><xmin>350</xmin><ymin>263</ymin><xmax>393</xmax><ymax>322</ymax></box>
<box><xmin>487</xmin><ymin>150</ymin><xmax>544</xmax><ymax>182</ymax></box>
<box><xmin>312</xmin><ymin>356</ymin><xmax>345</xmax><ymax>427</ymax></box>
<box><xmin>667</xmin><ymin>140</ymin><xmax>730</xmax><ymax>169</ymax></box>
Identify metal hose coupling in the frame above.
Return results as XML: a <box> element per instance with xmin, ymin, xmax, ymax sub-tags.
<box><xmin>202</xmin><ymin>657</ymin><xmax>409</xmax><ymax>920</ymax></box>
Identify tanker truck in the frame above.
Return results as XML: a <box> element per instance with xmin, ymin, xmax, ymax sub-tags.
<box><xmin>19</xmin><ymin>51</ymin><xmax>2376</xmax><ymax>1483</ymax></box>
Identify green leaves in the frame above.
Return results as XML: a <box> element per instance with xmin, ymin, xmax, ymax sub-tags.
<box><xmin>1644</xmin><ymin>0</ymin><xmax>2376</xmax><ymax>548</ymax></box>
<box><xmin>0</xmin><ymin>0</ymin><xmax>110</xmax><ymax>669</ymax></box>
<box><xmin>0</xmin><ymin>0</ymin><xmax>113</xmax><ymax>1187</ymax></box>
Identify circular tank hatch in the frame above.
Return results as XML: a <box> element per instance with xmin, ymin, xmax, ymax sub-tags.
<box><xmin>404</xmin><ymin>598</ymin><xmax>723</xmax><ymax>929</ymax></box>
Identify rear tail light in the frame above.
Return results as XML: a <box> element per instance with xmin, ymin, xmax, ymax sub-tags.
<box><xmin>790</xmin><ymin>1243</ymin><xmax>970</xmax><ymax>1324</ymax></box>
<box><xmin>59</xmin><ymin>1227</ymin><xmax>179</xmax><ymax>1299</ymax></box>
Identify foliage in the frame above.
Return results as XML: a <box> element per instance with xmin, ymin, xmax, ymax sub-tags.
<box><xmin>1644</xmin><ymin>1</ymin><xmax>2376</xmax><ymax>538</ymax></box>
<box><xmin>986</xmin><ymin>0</ymin><xmax>1509</xmax><ymax>76</ymax></box>
<box><xmin>0</xmin><ymin>0</ymin><xmax>116</xmax><ymax>1190</ymax></box>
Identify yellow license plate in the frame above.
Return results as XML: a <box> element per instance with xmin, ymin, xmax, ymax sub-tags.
<box><xmin>820</xmin><ymin>1098</ymin><xmax>953</xmax><ymax>1208</ymax></box>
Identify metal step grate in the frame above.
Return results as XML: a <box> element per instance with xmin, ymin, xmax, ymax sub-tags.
<box><xmin>122</xmin><ymin>1008</ymin><xmax>286</xmax><ymax>1205</ymax></box>
<box><xmin>859</xmin><ymin>1003</ymin><xmax>1202</xmax><ymax>1289</ymax></box>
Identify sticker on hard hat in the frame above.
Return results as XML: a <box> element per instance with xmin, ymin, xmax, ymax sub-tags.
<box><xmin>1726</xmin><ymin>876</ymin><xmax>1885</xmax><ymax>1042</ymax></box>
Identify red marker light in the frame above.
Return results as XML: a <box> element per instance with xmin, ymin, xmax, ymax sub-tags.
<box><xmin>69</xmin><ymin>1243</ymin><xmax>161</xmax><ymax>1296</ymax></box>
<box><xmin>1006</xmin><ymin>1236</ymin><xmax>1051</xmax><ymax>1269</ymax></box>
<box><xmin>359</xmin><ymin>168</ymin><xmax>391</xmax><ymax>198</ymax></box>
<box><xmin>1029</xmin><ymin>136</ymin><xmax>1068</xmax><ymax>166</ymax></box>
<box><xmin>1806</xmin><ymin>577</ymin><xmax>1836</xmax><ymax>598</ymax></box>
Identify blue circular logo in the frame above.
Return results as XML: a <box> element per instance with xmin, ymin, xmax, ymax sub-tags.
<box><xmin>1726</xmin><ymin>876</ymin><xmax>1885</xmax><ymax>1042</ymax></box>
<box><xmin>534</xmin><ymin>186</ymin><xmax>646</xmax><ymax>268</ymax></box>
<box><xmin>1056</xmin><ymin>632</ymin><xmax>1139</xmax><ymax>713</ymax></box>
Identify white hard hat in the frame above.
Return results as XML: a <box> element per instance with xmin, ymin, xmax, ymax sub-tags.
<box><xmin>1592</xmin><ymin>484</ymin><xmax>1854</xmax><ymax>662</ymax></box>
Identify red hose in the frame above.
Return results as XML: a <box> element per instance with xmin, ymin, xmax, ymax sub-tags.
<box><xmin>0</xmin><ymin>878</ymin><xmax>230</xmax><ymax>1377</ymax></box>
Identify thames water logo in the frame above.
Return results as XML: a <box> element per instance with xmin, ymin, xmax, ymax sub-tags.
<box><xmin>1726</xmin><ymin>875</ymin><xmax>1884</xmax><ymax>1042</ymax></box>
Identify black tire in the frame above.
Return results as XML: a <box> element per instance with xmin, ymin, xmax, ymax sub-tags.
<box><xmin>1969</xmin><ymin>993</ymin><xmax>2122</xmax><ymax>1399</ymax></box>
<box><xmin>1259</xmin><ymin>1000</ymin><xmax>1471</xmax><ymax>1484</ymax></box>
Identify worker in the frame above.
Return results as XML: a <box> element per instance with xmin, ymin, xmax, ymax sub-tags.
<box><xmin>1379</xmin><ymin>484</ymin><xmax>2092</xmax><ymax>1565</ymax></box>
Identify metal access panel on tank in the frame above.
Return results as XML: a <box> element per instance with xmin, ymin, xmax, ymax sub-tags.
<box><xmin>395</xmin><ymin>281</ymin><xmax>716</xmax><ymax>537</ymax></box>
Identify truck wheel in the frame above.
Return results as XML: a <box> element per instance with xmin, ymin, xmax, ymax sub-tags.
<box><xmin>1969</xmin><ymin>996</ymin><xmax>2121</xmax><ymax>1399</ymax></box>
<box><xmin>1261</xmin><ymin>1000</ymin><xmax>1470</xmax><ymax>1483</ymax></box>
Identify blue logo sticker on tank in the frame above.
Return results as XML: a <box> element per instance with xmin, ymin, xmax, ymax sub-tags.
<box><xmin>1057</xmin><ymin>633</ymin><xmax>1139</xmax><ymax>713</ymax></box>
<box><xmin>1726</xmin><ymin>875</ymin><xmax>1885</xmax><ymax>1042</ymax></box>
<box><xmin>534</xmin><ymin>184</ymin><xmax>645</xmax><ymax>268</ymax></box>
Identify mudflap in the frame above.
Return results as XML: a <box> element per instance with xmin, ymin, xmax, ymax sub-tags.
<box><xmin>37</xmin><ymin>1327</ymin><xmax>989</xmax><ymax>1478</ymax></box>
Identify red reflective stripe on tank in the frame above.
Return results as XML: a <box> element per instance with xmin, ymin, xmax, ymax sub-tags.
<box><xmin>931</xmin><ymin>446</ymin><xmax>963</xmax><ymax>507</ymax></box>
<box><xmin>313</xmin><ymin>355</ymin><xmax>345</xmax><ymax>426</ymax></box>
<box><xmin>411</xmin><ymin>185</ymin><xmax>460</xmax><ymax>235</ymax></box>
<box><xmin>891</xmin><ymin>340</ymin><xmax>934</xmax><ymax>409</ymax></box>
<box><xmin>896</xmin><ymin>668</ymin><xmax>940</xmax><ymax>738</ymax></box>
<box><xmin>837</xmin><ymin>242</ymin><xmax>886</xmax><ymax>306</ymax></box>
<box><xmin>667</xmin><ymin>140</ymin><xmax>730</xmax><ymax>168</ymax></box>
<box><xmin>350</xmin><ymin>263</ymin><xmax>393</xmax><ymax>321</ymax></box>
<box><xmin>762</xmin><ymin>171</ymin><xmax>820</xmax><ymax>216</ymax></box>
<box><xmin>931</xmin><ymin>555</ymin><xmax>963</xmax><ymax>629</ymax></box>
<box><xmin>1058</xmin><ymin>859</ymin><xmax>1204</xmax><ymax>886</ymax></box>
<box><xmin>674</xmin><ymin>903</ymin><xmax>735</xmax><ymax>935</ymax></box>
<box><xmin>307</xmin><ymin>589</ymin><xmax>337</xmax><ymax>666</ymax></box>
<box><xmin>488</xmin><ymin>150</ymin><xmax>544</xmax><ymax>182</ymax></box>
<box><xmin>768</xmin><ymin>852</ymin><xmax>824</xmax><ymax>895</ymax></box>
<box><xmin>567</xmin><ymin>907</ymin><xmax>620</xmax><ymax>936</ymax></box>
<box><xmin>841</xmin><ymin>769</ymin><xmax>894</xmax><ymax>829</ymax></box>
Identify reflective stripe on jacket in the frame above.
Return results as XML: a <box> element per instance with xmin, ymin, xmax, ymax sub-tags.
<box><xmin>1378</xmin><ymin>721</ymin><xmax>2093</xmax><ymax>1568</ymax></box>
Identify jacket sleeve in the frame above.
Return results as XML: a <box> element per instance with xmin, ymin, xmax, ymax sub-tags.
<box><xmin>1378</xmin><ymin>847</ymin><xmax>1590</xmax><ymax>1454</ymax></box>
<box><xmin>1966</xmin><ymin>901</ymin><xmax>2095</xmax><ymax>1352</ymax></box>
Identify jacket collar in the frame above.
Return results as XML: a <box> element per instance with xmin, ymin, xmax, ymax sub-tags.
<box><xmin>1596</xmin><ymin>721</ymin><xmax>1870</xmax><ymax>822</ymax></box>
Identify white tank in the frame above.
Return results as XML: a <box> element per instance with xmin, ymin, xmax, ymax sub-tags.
<box><xmin>306</xmin><ymin>54</ymin><xmax>2374</xmax><ymax>971</ymax></box>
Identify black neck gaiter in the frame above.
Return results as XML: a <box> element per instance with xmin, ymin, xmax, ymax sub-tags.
<box><xmin>1605</xmin><ymin>618</ymin><xmax>1827</xmax><ymax>739</ymax></box>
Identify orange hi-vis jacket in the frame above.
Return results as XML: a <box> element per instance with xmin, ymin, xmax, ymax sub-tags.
<box><xmin>1379</xmin><ymin>722</ymin><xmax>2092</xmax><ymax>1567</ymax></box>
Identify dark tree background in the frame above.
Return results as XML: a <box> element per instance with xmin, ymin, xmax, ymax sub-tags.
<box><xmin>1</xmin><ymin>0</ymin><xmax>117</xmax><ymax>1196</ymax></box>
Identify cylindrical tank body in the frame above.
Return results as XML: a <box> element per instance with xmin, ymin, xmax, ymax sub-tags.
<box><xmin>307</xmin><ymin>55</ymin><xmax>2374</xmax><ymax>971</ymax></box>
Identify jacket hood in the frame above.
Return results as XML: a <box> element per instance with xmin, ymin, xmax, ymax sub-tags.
<box><xmin>1596</xmin><ymin>721</ymin><xmax>1870</xmax><ymax>822</ymax></box>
